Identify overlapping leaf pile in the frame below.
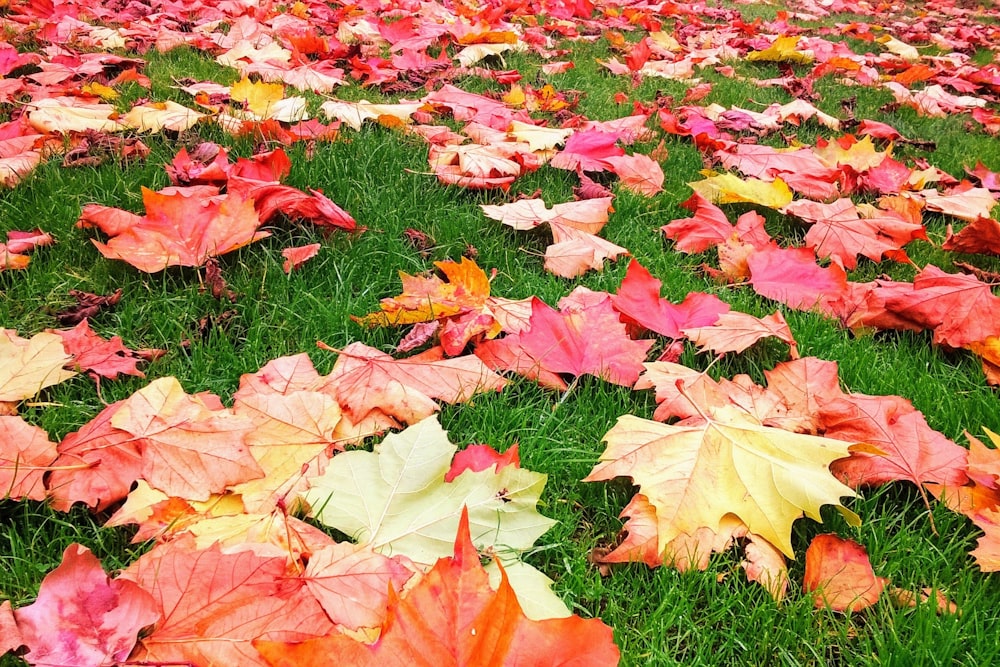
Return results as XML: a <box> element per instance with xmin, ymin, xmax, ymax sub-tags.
<box><xmin>3</xmin><ymin>0</ymin><xmax>1000</xmax><ymax>662</ymax></box>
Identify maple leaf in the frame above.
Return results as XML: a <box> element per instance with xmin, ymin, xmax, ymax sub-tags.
<box><xmin>585</xmin><ymin>408</ymin><xmax>859</xmax><ymax>558</ymax></box>
<box><xmin>507</xmin><ymin>120</ymin><xmax>572</xmax><ymax>151</ymax></box>
<box><xmin>1</xmin><ymin>229</ymin><xmax>52</xmax><ymax>270</ymax></box>
<box><xmin>746</xmin><ymin>35</ymin><xmax>814</xmax><ymax>64</ymax></box>
<box><xmin>475</xmin><ymin>292</ymin><xmax>654</xmax><ymax>391</ymax></box>
<box><xmin>0</xmin><ymin>415</ymin><xmax>57</xmax><ymax>501</ymax></box>
<box><xmin>253</xmin><ymin>509</ymin><xmax>620</xmax><ymax>666</ymax></box>
<box><xmin>803</xmin><ymin>534</ymin><xmax>887</xmax><ymax>613</ymax></box>
<box><xmin>881</xmin><ymin>265</ymin><xmax>1000</xmax><ymax>349</ymax></box>
<box><xmin>303</xmin><ymin>542</ymin><xmax>416</xmax><ymax>630</ymax></box>
<box><xmin>120</xmin><ymin>100</ymin><xmax>206</xmax><ymax>133</ymax></box>
<box><xmin>122</xmin><ymin>536</ymin><xmax>336</xmax><ymax>665</ymax></box>
<box><xmin>315</xmin><ymin>342</ymin><xmax>507</xmax><ymax>436</ymax></box>
<box><xmin>783</xmin><ymin>198</ymin><xmax>925</xmax><ymax>269</ymax></box>
<box><xmin>821</xmin><ymin>392</ymin><xmax>968</xmax><ymax>489</ymax></box>
<box><xmin>111</xmin><ymin>376</ymin><xmax>262</xmax><ymax>500</ymax></box>
<box><xmin>688</xmin><ymin>173</ymin><xmax>793</xmax><ymax>209</ymax></box>
<box><xmin>282</xmin><ymin>243</ymin><xmax>321</xmax><ymax>273</ymax></box>
<box><xmin>549</xmin><ymin>128</ymin><xmax>625</xmax><ymax>172</ymax></box>
<box><xmin>813</xmin><ymin>135</ymin><xmax>888</xmax><ymax>172</ymax></box>
<box><xmin>661</xmin><ymin>193</ymin><xmax>734</xmax><ymax>254</ymax></box>
<box><xmin>747</xmin><ymin>246</ymin><xmax>849</xmax><ymax>312</ymax></box>
<box><xmin>0</xmin><ymin>601</ymin><xmax>21</xmax><ymax>656</ymax></box>
<box><xmin>0</xmin><ymin>329</ymin><xmax>76</xmax><ymax>404</ymax></box>
<box><xmin>230</xmin><ymin>388</ymin><xmax>343</xmax><ymax>512</ymax></box>
<box><xmin>53</xmin><ymin>319</ymin><xmax>149</xmax><ymax>379</ymax></box>
<box><xmin>304</xmin><ymin>416</ymin><xmax>554</xmax><ymax>566</ymax></box>
<box><xmin>46</xmin><ymin>400</ymin><xmax>142</xmax><ymax>512</ymax></box>
<box><xmin>445</xmin><ymin>443</ymin><xmax>520</xmax><ymax>482</ymax></box>
<box><xmin>12</xmin><ymin>544</ymin><xmax>159</xmax><ymax>667</ymax></box>
<box><xmin>27</xmin><ymin>96</ymin><xmax>123</xmax><ymax>133</ymax></box>
<box><xmin>611</xmin><ymin>259</ymin><xmax>729</xmax><ymax>338</ymax></box>
<box><xmin>320</xmin><ymin>99</ymin><xmax>423</xmax><ymax>131</ymax></box>
<box><xmin>594</xmin><ymin>494</ymin><xmax>789</xmax><ymax>600</ymax></box>
<box><xmin>605</xmin><ymin>153</ymin><xmax>665</xmax><ymax>196</ymax></box>
<box><xmin>82</xmin><ymin>186</ymin><xmax>269</xmax><ymax>272</ymax></box>
<box><xmin>353</xmin><ymin>257</ymin><xmax>493</xmax><ymax>328</ymax></box>
<box><xmin>430</xmin><ymin>142</ymin><xmax>521</xmax><ymax>190</ymax></box>
<box><xmin>682</xmin><ymin>310</ymin><xmax>799</xmax><ymax>359</ymax></box>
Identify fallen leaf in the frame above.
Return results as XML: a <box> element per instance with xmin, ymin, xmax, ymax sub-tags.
<box><xmin>316</xmin><ymin>342</ymin><xmax>507</xmax><ymax>433</ymax></box>
<box><xmin>111</xmin><ymin>377</ymin><xmax>262</xmax><ymax>500</ymax></box>
<box><xmin>612</xmin><ymin>259</ymin><xmax>729</xmax><ymax>338</ymax></box>
<box><xmin>803</xmin><ymin>534</ymin><xmax>887</xmax><ymax>613</ymax></box>
<box><xmin>0</xmin><ymin>415</ymin><xmax>57</xmax><ymax>501</ymax></box>
<box><xmin>304</xmin><ymin>416</ymin><xmax>554</xmax><ymax>566</ymax></box>
<box><xmin>253</xmin><ymin>509</ymin><xmax>619</xmax><ymax>666</ymax></box>
<box><xmin>53</xmin><ymin>319</ymin><xmax>148</xmax><ymax>379</ymax></box>
<box><xmin>282</xmin><ymin>243</ymin><xmax>321</xmax><ymax>273</ymax></box>
<box><xmin>682</xmin><ymin>310</ymin><xmax>799</xmax><ymax>359</ymax></box>
<box><xmin>13</xmin><ymin>544</ymin><xmax>159</xmax><ymax>666</ymax></box>
<box><xmin>82</xmin><ymin>186</ymin><xmax>269</xmax><ymax>273</ymax></box>
<box><xmin>475</xmin><ymin>292</ymin><xmax>654</xmax><ymax>390</ymax></box>
<box><xmin>585</xmin><ymin>408</ymin><xmax>858</xmax><ymax>558</ymax></box>
<box><xmin>122</xmin><ymin>536</ymin><xmax>336</xmax><ymax>665</ymax></box>
<box><xmin>0</xmin><ymin>329</ymin><xmax>76</xmax><ymax>404</ymax></box>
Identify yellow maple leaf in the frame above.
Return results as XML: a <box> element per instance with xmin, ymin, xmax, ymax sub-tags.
<box><xmin>230</xmin><ymin>76</ymin><xmax>286</xmax><ymax>119</ymax></box>
<box><xmin>813</xmin><ymin>135</ymin><xmax>889</xmax><ymax>171</ymax></box>
<box><xmin>585</xmin><ymin>407</ymin><xmax>859</xmax><ymax>558</ymax></box>
<box><xmin>0</xmin><ymin>330</ymin><xmax>76</xmax><ymax>404</ymax></box>
<box><xmin>746</xmin><ymin>35</ymin><xmax>814</xmax><ymax>64</ymax></box>
<box><xmin>353</xmin><ymin>257</ymin><xmax>493</xmax><ymax>327</ymax></box>
<box><xmin>688</xmin><ymin>172</ymin><xmax>793</xmax><ymax>209</ymax></box>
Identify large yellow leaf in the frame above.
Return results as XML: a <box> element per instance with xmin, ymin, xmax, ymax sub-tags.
<box><xmin>688</xmin><ymin>172</ymin><xmax>793</xmax><ymax>209</ymax></box>
<box><xmin>585</xmin><ymin>406</ymin><xmax>858</xmax><ymax>558</ymax></box>
<box><xmin>304</xmin><ymin>416</ymin><xmax>553</xmax><ymax>565</ymax></box>
<box><xmin>0</xmin><ymin>330</ymin><xmax>76</xmax><ymax>403</ymax></box>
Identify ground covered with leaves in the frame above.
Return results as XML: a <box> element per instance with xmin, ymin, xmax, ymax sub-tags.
<box><xmin>2</xmin><ymin>0</ymin><xmax>1000</xmax><ymax>664</ymax></box>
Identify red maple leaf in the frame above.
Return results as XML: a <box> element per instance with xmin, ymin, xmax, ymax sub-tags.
<box><xmin>612</xmin><ymin>259</ymin><xmax>729</xmax><ymax>338</ymax></box>
<box><xmin>12</xmin><ymin>544</ymin><xmax>159</xmax><ymax>667</ymax></box>
<box><xmin>476</xmin><ymin>291</ymin><xmax>654</xmax><ymax>390</ymax></box>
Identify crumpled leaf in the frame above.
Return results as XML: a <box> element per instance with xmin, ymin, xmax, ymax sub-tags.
<box><xmin>53</xmin><ymin>319</ymin><xmax>149</xmax><ymax>379</ymax></box>
<box><xmin>803</xmin><ymin>534</ymin><xmax>887</xmax><ymax>613</ymax></box>
<box><xmin>12</xmin><ymin>544</ymin><xmax>159</xmax><ymax>667</ymax></box>
<box><xmin>585</xmin><ymin>407</ymin><xmax>858</xmax><ymax>558</ymax></box>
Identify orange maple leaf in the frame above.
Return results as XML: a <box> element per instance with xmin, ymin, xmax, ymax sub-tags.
<box><xmin>81</xmin><ymin>186</ymin><xmax>268</xmax><ymax>272</ymax></box>
<box><xmin>253</xmin><ymin>509</ymin><xmax>620</xmax><ymax>666</ymax></box>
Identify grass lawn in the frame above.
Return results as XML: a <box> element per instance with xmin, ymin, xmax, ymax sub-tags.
<box><xmin>2</xmin><ymin>0</ymin><xmax>1000</xmax><ymax>664</ymax></box>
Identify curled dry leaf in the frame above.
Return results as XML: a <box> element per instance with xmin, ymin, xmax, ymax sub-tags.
<box><xmin>803</xmin><ymin>534</ymin><xmax>887</xmax><ymax>613</ymax></box>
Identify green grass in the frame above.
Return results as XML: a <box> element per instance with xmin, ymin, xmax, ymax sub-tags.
<box><xmin>3</xmin><ymin>1</ymin><xmax>1000</xmax><ymax>665</ymax></box>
